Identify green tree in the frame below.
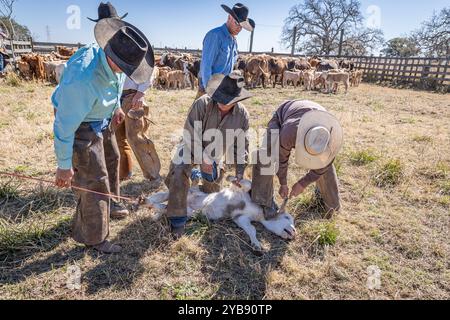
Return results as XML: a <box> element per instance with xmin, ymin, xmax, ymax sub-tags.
<box><xmin>381</xmin><ymin>37</ymin><xmax>421</xmax><ymax>57</ymax></box>
<box><xmin>0</xmin><ymin>17</ymin><xmax>31</xmax><ymax>39</ymax></box>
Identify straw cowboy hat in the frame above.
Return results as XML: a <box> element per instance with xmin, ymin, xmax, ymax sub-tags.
<box><xmin>295</xmin><ymin>110</ymin><xmax>344</xmax><ymax>170</ymax></box>
<box><xmin>94</xmin><ymin>18</ymin><xmax>154</xmax><ymax>84</ymax></box>
<box><xmin>206</xmin><ymin>71</ymin><xmax>253</xmax><ymax>105</ymax></box>
<box><xmin>88</xmin><ymin>2</ymin><xmax>128</xmax><ymax>22</ymax></box>
<box><xmin>221</xmin><ymin>3</ymin><xmax>256</xmax><ymax>32</ymax></box>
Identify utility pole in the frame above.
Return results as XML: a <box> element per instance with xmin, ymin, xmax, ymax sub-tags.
<box><xmin>46</xmin><ymin>25</ymin><xmax>51</xmax><ymax>42</ymax></box>
<box><xmin>291</xmin><ymin>26</ymin><xmax>297</xmax><ymax>56</ymax></box>
<box><xmin>249</xmin><ymin>29</ymin><xmax>254</xmax><ymax>53</ymax></box>
<box><xmin>338</xmin><ymin>29</ymin><xmax>344</xmax><ymax>57</ymax></box>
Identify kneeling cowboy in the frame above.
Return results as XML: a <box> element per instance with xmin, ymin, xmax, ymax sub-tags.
<box><xmin>252</xmin><ymin>100</ymin><xmax>343</xmax><ymax>219</ymax></box>
<box><xmin>165</xmin><ymin>71</ymin><xmax>252</xmax><ymax>237</ymax></box>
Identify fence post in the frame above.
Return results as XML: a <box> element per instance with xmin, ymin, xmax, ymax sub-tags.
<box><xmin>338</xmin><ymin>29</ymin><xmax>344</xmax><ymax>57</ymax></box>
<box><xmin>9</xmin><ymin>38</ymin><xmax>16</xmax><ymax>63</ymax></box>
<box><xmin>441</xmin><ymin>58</ymin><xmax>448</xmax><ymax>87</ymax></box>
<box><xmin>30</xmin><ymin>37</ymin><xmax>34</xmax><ymax>52</ymax></box>
<box><xmin>291</xmin><ymin>26</ymin><xmax>297</xmax><ymax>56</ymax></box>
<box><xmin>249</xmin><ymin>30</ymin><xmax>254</xmax><ymax>53</ymax></box>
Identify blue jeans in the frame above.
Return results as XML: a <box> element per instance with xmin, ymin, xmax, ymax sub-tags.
<box><xmin>0</xmin><ymin>53</ymin><xmax>4</xmax><ymax>73</ymax></box>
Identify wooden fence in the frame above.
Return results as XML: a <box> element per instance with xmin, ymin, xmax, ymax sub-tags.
<box><xmin>344</xmin><ymin>56</ymin><xmax>450</xmax><ymax>87</ymax></box>
<box><xmin>4</xmin><ymin>39</ymin><xmax>449</xmax><ymax>89</ymax></box>
<box><xmin>3</xmin><ymin>39</ymin><xmax>33</xmax><ymax>55</ymax></box>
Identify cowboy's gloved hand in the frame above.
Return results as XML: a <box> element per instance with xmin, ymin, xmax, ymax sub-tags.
<box><xmin>279</xmin><ymin>185</ymin><xmax>289</xmax><ymax>199</ymax></box>
<box><xmin>290</xmin><ymin>182</ymin><xmax>306</xmax><ymax>198</ymax></box>
<box><xmin>201</xmin><ymin>158</ymin><xmax>214</xmax><ymax>175</ymax></box>
<box><xmin>113</xmin><ymin>108</ymin><xmax>126</xmax><ymax>125</ymax></box>
<box><xmin>55</xmin><ymin>168</ymin><xmax>74</xmax><ymax>188</ymax></box>
<box><xmin>131</xmin><ymin>91</ymin><xmax>145</xmax><ymax>110</ymax></box>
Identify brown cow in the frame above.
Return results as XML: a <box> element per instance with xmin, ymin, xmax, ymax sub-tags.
<box><xmin>166</xmin><ymin>70</ymin><xmax>185</xmax><ymax>90</ymax></box>
<box><xmin>56</xmin><ymin>46</ymin><xmax>77</xmax><ymax>58</ymax></box>
<box><xmin>245</xmin><ymin>55</ymin><xmax>270</xmax><ymax>88</ymax></box>
<box><xmin>309</xmin><ymin>56</ymin><xmax>321</xmax><ymax>68</ymax></box>
<box><xmin>21</xmin><ymin>54</ymin><xmax>46</xmax><ymax>80</ymax></box>
<box><xmin>17</xmin><ymin>60</ymin><xmax>32</xmax><ymax>79</ymax></box>
<box><xmin>268</xmin><ymin>57</ymin><xmax>287</xmax><ymax>88</ymax></box>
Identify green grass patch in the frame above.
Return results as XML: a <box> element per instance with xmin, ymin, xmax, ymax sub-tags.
<box><xmin>349</xmin><ymin>149</ymin><xmax>378</xmax><ymax>166</ymax></box>
<box><xmin>412</xmin><ymin>135</ymin><xmax>433</xmax><ymax>143</ymax></box>
<box><xmin>308</xmin><ymin>222</ymin><xmax>339</xmax><ymax>247</ymax></box>
<box><xmin>0</xmin><ymin>215</ymin><xmax>71</xmax><ymax>256</ymax></box>
<box><xmin>13</xmin><ymin>165</ymin><xmax>30</xmax><ymax>174</ymax></box>
<box><xmin>0</xmin><ymin>180</ymin><xmax>21</xmax><ymax>200</ymax></box>
<box><xmin>5</xmin><ymin>72</ymin><xmax>22</xmax><ymax>87</ymax></box>
<box><xmin>398</xmin><ymin>118</ymin><xmax>416</xmax><ymax>124</ymax></box>
<box><xmin>374</xmin><ymin>159</ymin><xmax>404</xmax><ymax>188</ymax></box>
<box><xmin>436</xmin><ymin>162</ymin><xmax>450</xmax><ymax>178</ymax></box>
<box><xmin>161</xmin><ymin>282</ymin><xmax>209</xmax><ymax>300</ymax></box>
<box><xmin>438</xmin><ymin>181</ymin><xmax>450</xmax><ymax>196</ymax></box>
<box><xmin>186</xmin><ymin>212</ymin><xmax>210</xmax><ymax>238</ymax></box>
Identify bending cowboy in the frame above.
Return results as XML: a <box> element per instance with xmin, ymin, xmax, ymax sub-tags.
<box><xmin>197</xmin><ymin>3</ymin><xmax>255</xmax><ymax>99</ymax></box>
<box><xmin>53</xmin><ymin>17</ymin><xmax>155</xmax><ymax>254</ymax></box>
<box><xmin>252</xmin><ymin>100</ymin><xmax>343</xmax><ymax>219</ymax></box>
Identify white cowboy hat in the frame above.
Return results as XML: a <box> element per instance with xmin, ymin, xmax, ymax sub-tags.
<box><xmin>295</xmin><ymin>110</ymin><xmax>343</xmax><ymax>170</ymax></box>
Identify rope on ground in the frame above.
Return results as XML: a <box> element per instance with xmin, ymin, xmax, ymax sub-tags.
<box><xmin>0</xmin><ymin>171</ymin><xmax>138</xmax><ymax>203</ymax></box>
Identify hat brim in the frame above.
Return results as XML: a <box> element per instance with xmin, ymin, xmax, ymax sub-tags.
<box><xmin>221</xmin><ymin>5</ymin><xmax>255</xmax><ymax>32</ymax></box>
<box><xmin>206</xmin><ymin>74</ymin><xmax>253</xmax><ymax>105</ymax></box>
<box><xmin>94</xmin><ymin>17</ymin><xmax>154</xmax><ymax>84</ymax></box>
<box><xmin>88</xmin><ymin>12</ymin><xmax>128</xmax><ymax>23</ymax></box>
<box><xmin>295</xmin><ymin>110</ymin><xmax>343</xmax><ymax>170</ymax></box>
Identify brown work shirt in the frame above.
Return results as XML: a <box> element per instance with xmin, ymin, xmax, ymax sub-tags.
<box><xmin>182</xmin><ymin>95</ymin><xmax>250</xmax><ymax>176</ymax></box>
<box><xmin>268</xmin><ymin>100</ymin><xmax>333</xmax><ymax>187</ymax></box>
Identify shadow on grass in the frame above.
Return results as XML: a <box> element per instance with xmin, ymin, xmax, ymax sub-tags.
<box><xmin>0</xmin><ymin>217</ymin><xmax>76</xmax><ymax>285</ymax></box>
<box><xmin>198</xmin><ymin>222</ymin><xmax>289</xmax><ymax>300</ymax></box>
<box><xmin>80</xmin><ymin>208</ymin><xmax>292</xmax><ymax>299</ymax></box>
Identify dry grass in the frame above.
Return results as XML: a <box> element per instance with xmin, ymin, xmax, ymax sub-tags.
<box><xmin>0</xmin><ymin>79</ymin><xmax>449</xmax><ymax>300</ymax></box>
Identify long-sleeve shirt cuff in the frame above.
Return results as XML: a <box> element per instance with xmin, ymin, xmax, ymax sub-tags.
<box><xmin>57</xmin><ymin>158</ymin><xmax>73</xmax><ymax>170</ymax></box>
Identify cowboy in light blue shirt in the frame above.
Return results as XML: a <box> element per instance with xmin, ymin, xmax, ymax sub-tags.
<box><xmin>52</xmin><ymin>14</ymin><xmax>155</xmax><ymax>254</ymax></box>
<box><xmin>52</xmin><ymin>43</ymin><xmax>126</xmax><ymax>170</ymax></box>
<box><xmin>199</xmin><ymin>3</ymin><xmax>255</xmax><ymax>93</ymax></box>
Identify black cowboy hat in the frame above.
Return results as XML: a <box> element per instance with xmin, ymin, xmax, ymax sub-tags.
<box><xmin>206</xmin><ymin>71</ymin><xmax>253</xmax><ymax>105</ymax></box>
<box><xmin>88</xmin><ymin>2</ymin><xmax>128</xmax><ymax>22</ymax></box>
<box><xmin>95</xmin><ymin>18</ymin><xmax>154</xmax><ymax>84</ymax></box>
<box><xmin>221</xmin><ymin>3</ymin><xmax>255</xmax><ymax>32</ymax></box>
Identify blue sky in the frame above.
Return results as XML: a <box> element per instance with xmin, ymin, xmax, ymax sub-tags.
<box><xmin>10</xmin><ymin>0</ymin><xmax>449</xmax><ymax>53</ymax></box>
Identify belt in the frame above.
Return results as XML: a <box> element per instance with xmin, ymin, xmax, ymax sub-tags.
<box><xmin>122</xmin><ymin>89</ymin><xmax>138</xmax><ymax>97</ymax></box>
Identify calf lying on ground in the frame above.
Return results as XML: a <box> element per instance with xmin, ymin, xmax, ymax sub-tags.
<box><xmin>144</xmin><ymin>178</ymin><xmax>297</xmax><ymax>251</ymax></box>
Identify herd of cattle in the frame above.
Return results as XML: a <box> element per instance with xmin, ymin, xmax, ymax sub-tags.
<box><xmin>10</xmin><ymin>48</ymin><xmax>364</xmax><ymax>94</ymax></box>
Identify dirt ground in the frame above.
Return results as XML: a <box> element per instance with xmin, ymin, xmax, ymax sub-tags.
<box><xmin>0</xmin><ymin>80</ymin><xmax>449</xmax><ymax>300</ymax></box>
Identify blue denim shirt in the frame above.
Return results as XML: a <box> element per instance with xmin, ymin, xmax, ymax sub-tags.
<box><xmin>52</xmin><ymin>43</ymin><xmax>126</xmax><ymax>169</ymax></box>
<box><xmin>200</xmin><ymin>24</ymin><xmax>238</xmax><ymax>89</ymax></box>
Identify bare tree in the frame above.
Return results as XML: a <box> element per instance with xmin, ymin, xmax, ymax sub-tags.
<box><xmin>411</xmin><ymin>7</ymin><xmax>450</xmax><ymax>58</ymax></box>
<box><xmin>0</xmin><ymin>0</ymin><xmax>18</xmax><ymax>39</ymax></box>
<box><xmin>281</xmin><ymin>0</ymin><xmax>384</xmax><ymax>56</ymax></box>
